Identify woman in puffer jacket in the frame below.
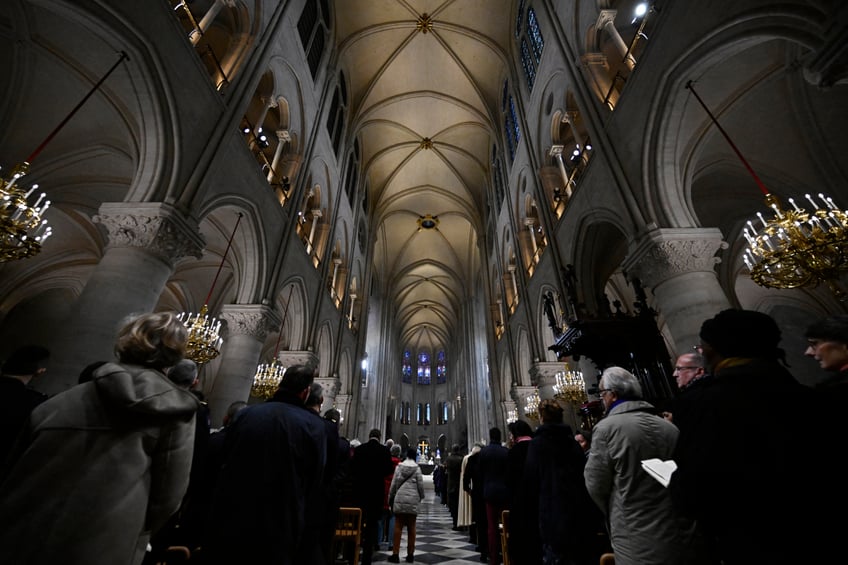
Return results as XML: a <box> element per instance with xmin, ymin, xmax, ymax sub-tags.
<box><xmin>387</xmin><ymin>448</ymin><xmax>425</xmax><ymax>563</ymax></box>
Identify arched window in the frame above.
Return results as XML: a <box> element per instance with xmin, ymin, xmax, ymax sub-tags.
<box><xmin>502</xmin><ymin>81</ymin><xmax>521</xmax><ymax>162</ymax></box>
<box><xmin>491</xmin><ymin>145</ymin><xmax>506</xmax><ymax>215</ymax></box>
<box><xmin>516</xmin><ymin>3</ymin><xmax>544</xmax><ymax>91</ymax></box>
<box><xmin>402</xmin><ymin>349</ymin><xmax>412</xmax><ymax>384</ymax></box>
<box><xmin>327</xmin><ymin>71</ymin><xmax>348</xmax><ymax>157</ymax></box>
<box><xmin>297</xmin><ymin>0</ymin><xmax>330</xmax><ymax>79</ymax></box>
<box><xmin>417</xmin><ymin>351</ymin><xmax>431</xmax><ymax>385</ymax></box>
<box><xmin>436</xmin><ymin>350</ymin><xmax>447</xmax><ymax>384</ymax></box>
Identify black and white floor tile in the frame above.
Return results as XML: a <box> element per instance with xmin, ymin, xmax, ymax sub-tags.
<box><xmin>369</xmin><ymin>475</ymin><xmax>487</xmax><ymax>564</ymax></box>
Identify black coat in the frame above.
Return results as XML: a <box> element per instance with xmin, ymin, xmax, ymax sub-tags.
<box><xmin>204</xmin><ymin>400</ymin><xmax>327</xmax><ymax>565</ymax></box>
<box><xmin>351</xmin><ymin>438</ymin><xmax>393</xmax><ymax>515</ymax></box>
<box><xmin>669</xmin><ymin>358</ymin><xmax>829</xmax><ymax>563</ymax></box>
<box><xmin>523</xmin><ymin>423</ymin><xmax>601</xmax><ymax>565</ymax></box>
<box><xmin>0</xmin><ymin>376</ymin><xmax>46</xmax><ymax>469</ymax></box>
<box><xmin>478</xmin><ymin>441</ymin><xmax>509</xmax><ymax>506</ymax></box>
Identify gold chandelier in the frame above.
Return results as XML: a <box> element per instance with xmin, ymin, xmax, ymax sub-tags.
<box><xmin>553</xmin><ymin>364</ymin><xmax>587</xmax><ymax>404</ymax></box>
<box><xmin>687</xmin><ymin>81</ymin><xmax>848</xmax><ymax>300</ymax></box>
<box><xmin>524</xmin><ymin>391</ymin><xmax>540</xmax><ymax>422</ymax></box>
<box><xmin>0</xmin><ymin>163</ymin><xmax>52</xmax><ymax>261</ymax></box>
<box><xmin>179</xmin><ymin>212</ymin><xmax>243</xmax><ymax>364</ymax></box>
<box><xmin>0</xmin><ymin>52</ymin><xmax>127</xmax><ymax>262</ymax></box>
<box><xmin>251</xmin><ymin>283</ymin><xmax>294</xmax><ymax>398</ymax></box>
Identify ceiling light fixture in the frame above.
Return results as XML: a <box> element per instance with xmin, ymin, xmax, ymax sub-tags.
<box><xmin>0</xmin><ymin>51</ymin><xmax>128</xmax><ymax>262</ymax></box>
<box><xmin>178</xmin><ymin>212</ymin><xmax>243</xmax><ymax>364</ymax></box>
<box><xmin>686</xmin><ymin>80</ymin><xmax>848</xmax><ymax>300</ymax></box>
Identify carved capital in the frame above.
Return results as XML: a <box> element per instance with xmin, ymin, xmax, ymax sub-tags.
<box><xmin>94</xmin><ymin>202</ymin><xmax>204</xmax><ymax>266</ymax></box>
<box><xmin>277</xmin><ymin>350</ymin><xmax>319</xmax><ymax>369</ymax></box>
<box><xmin>219</xmin><ymin>304</ymin><xmax>280</xmax><ymax>340</ymax></box>
<box><xmin>512</xmin><ymin>385</ymin><xmax>537</xmax><ymax>403</ymax></box>
<box><xmin>623</xmin><ymin>228</ymin><xmax>727</xmax><ymax>289</ymax></box>
<box><xmin>529</xmin><ymin>361</ymin><xmax>564</xmax><ymax>387</ymax></box>
<box><xmin>315</xmin><ymin>377</ymin><xmax>340</xmax><ymax>397</ymax></box>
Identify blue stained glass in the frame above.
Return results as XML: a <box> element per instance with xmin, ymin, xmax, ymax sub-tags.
<box><xmin>417</xmin><ymin>351</ymin><xmax>431</xmax><ymax>385</ymax></box>
<box><xmin>509</xmin><ymin>96</ymin><xmax>521</xmax><ymax>146</ymax></box>
<box><xmin>520</xmin><ymin>38</ymin><xmax>535</xmax><ymax>90</ymax></box>
<box><xmin>402</xmin><ymin>349</ymin><xmax>412</xmax><ymax>383</ymax></box>
<box><xmin>528</xmin><ymin>8</ymin><xmax>544</xmax><ymax>63</ymax></box>
<box><xmin>437</xmin><ymin>350</ymin><xmax>447</xmax><ymax>384</ymax></box>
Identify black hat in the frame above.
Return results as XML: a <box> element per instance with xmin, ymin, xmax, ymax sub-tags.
<box><xmin>700</xmin><ymin>309</ymin><xmax>782</xmax><ymax>359</ymax></box>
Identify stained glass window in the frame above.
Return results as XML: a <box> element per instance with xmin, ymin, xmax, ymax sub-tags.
<box><xmin>417</xmin><ymin>351</ymin><xmax>431</xmax><ymax>384</ymax></box>
<box><xmin>437</xmin><ymin>350</ymin><xmax>447</xmax><ymax>384</ymax></box>
<box><xmin>402</xmin><ymin>349</ymin><xmax>412</xmax><ymax>383</ymax></box>
<box><xmin>528</xmin><ymin>7</ymin><xmax>544</xmax><ymax>63</ymax></box>
<box><xmin>520</xmin><ymin>38</ymin><xmax>535</xmax><ymax>90</ymax></box>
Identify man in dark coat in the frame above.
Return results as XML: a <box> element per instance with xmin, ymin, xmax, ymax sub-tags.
<box><xmin>444</xmin><ymin>443</ymin><xmax>464</xmax><ymax>529</ymax></box>
<box><xmin>0</xmin><ymin>345</ymin><xmax>49</xmax><ymax>467</ymax></box>
<box><xmin>670</xmin><ymin>309</ymin><xmax>831</xmax><ymax>564</ymax></box>
<box><xmin>351</xmin><ymin>427</ymin><xmax>393</xmax><ymax>565</ymax></box>
<box><xmin>478</xmin><ymin>427</ymin><xmax>509</xmax><ymax>565</ymax></box>
<box><xmin>524</xmin><ymin>400</ymin><xmax>605</xmax><ymax>565</ymax></box>
<box><xmin>204</xmin><ymin>365</ymin><xmax>327</xmax><ymax>565</ymax></box>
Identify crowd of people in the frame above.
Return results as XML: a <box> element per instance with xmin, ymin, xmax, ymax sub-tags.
<box><xmin>0</xmin><ymin>307</ymin><xmax>845</xmax><ymax>564</ymax></box>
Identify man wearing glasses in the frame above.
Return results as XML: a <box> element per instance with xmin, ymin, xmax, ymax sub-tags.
<box><xmin>662</xmin><ymin>351</ymin><xmax>711</xmax><ymax>424</ymax></box>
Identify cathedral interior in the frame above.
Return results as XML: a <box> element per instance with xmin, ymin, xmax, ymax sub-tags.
<box><xmin>1</xmin><ymin>0</ymin><xmax>846</xmax><ymax>447</ymax></box>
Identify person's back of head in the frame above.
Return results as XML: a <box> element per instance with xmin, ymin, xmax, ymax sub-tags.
<box><xmin>451</xmin><ymin>443</ymin><xmax>461</xmax><ymax>455</ymax></box>
<box><xmin>600</xmin><ymin>366</ymin><xmax>643</xmax><ymax>399</ymax></box>
<box><xmin>275</xmin><ymin>364</ymin><xmax>316</xmax><ymax>402</ymax></box>
<box><xmin>488</xmin><ymin>426</ymin><xmax>502</xmax><ymax>444</ymax></box>
<box><xmin>224</xmin><ymin>400</ymin><xmax>248</xmax><ymax>426</ymax></box>
<box><xmin>2</xmin><ymin>345</ymin><xmax>50</xmax><ymax>378</ymax></box>
<box><xmin>305</xmin><ymin>382</ymin><xmax>323</xmax><ymax>411</ymax></box>
<box><xmin>368</xmin><ymin>428</ymin><xmax>382</xmax><ymax>441</ymax></box>
<box><xmin>167</xmin><ymin>359</ymin><xmax>198</xmax><ymax>389</ymax></box>
<box><xmin>700</xmin><ymin>308</ymin><xmax>784</xmax><ymax>365</ymax></box>
<box><xmin>115</xmin><ymin>311</ymin><xmax>187</xmax><ymax>371</ymax></box>
<box><xmin>391</xmin><ymin>444</ymin><xmax>402</xmax><ymax>458</ymax></box>
<box><xmin>324</xmin><ymin>408</ymin><xmax>341</xmax><ymax>424</ymax></box>
<box><xmin>406</xmin><ymin>447</ymin><xmax>417</xmax><ymax>461</ymax></box>
<box><xmin>538</xmin><ymin>399</ymin><xmax>564</xmax><ymax>424</ymax></box>
<box><xmin>508</xmin><ymin>419</ymin><xmax>534</xmax><ymax>438</ymax></box>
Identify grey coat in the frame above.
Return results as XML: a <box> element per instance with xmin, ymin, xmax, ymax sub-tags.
<box><xmin>389</xmin><ymin>459</ymin><xmax>425</xmax><ymax>515</ymax></box>
<box><xmin>0</xmin><ymin>362</ymin><xmax>198</xmax><ymax>565</ymax></box>
<box><xmin>584</xmin><ymin>399</ymin><xmax>710</xmax><ymax>565</ymax></box>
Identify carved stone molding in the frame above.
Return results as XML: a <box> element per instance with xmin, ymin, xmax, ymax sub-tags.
<box><xmin>623</xmin><ymin>228</ymin><xmax>727</xmax><ymax>289</ymax></box>
<box><xmin>219</xmin><ymin>304</ymin><xmax>280</xmax><ymax>341</ymax></box>
<box><xmin>278</xmin><ymin>350</ymin><xmax>319</xmax><ymax>369</ymax></box>
<box><xmin>529</xmin><ymin>361</ymin><xmax>564</xmax><ymax>387</ymax></box>
<box><xmin>315</xmin><ymin>377</ymin><xmax>340</xmax><ymax>397</ymax></box>
<box><xmin>93</xmin><ymin>202</ymin><xmax>205</xmax><ymax>266</ymax></box>
<box><xmin>512</xmin><ymin>385</ymin><xmax>536</xmax><ymax>404</ymax></box>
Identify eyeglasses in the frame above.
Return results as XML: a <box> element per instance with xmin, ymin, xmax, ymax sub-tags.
<box><xmin>674</xmin><ymin>366</ymin><xmax>700</xmax><ymax>371</ymax></box>
<box><xmin>598</xmin><ymin>388</ymin><xmax>613</xmax><ymax>396</ymax></box>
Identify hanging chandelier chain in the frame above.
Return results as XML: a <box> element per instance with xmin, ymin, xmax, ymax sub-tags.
<box><xmin>205</xmin><ymin>212</ymin><xmax>243</xmax><ymax>305</ymax></box>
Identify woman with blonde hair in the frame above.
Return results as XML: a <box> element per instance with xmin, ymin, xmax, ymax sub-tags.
<box><xmin>0</xmin><ymin>311</ymin><xmax>199</xmax><ymax>565</ymax></box>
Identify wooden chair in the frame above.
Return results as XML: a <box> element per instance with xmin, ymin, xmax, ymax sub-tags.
<box><xmin>334</xmin><ymin>507</ymin><xmax>363</xmax><ymax>565</ymax></box>
<box><xmin>500</xmin><ymin>509</ymin><xmax>510</xmax><ymax>565</ymax></box>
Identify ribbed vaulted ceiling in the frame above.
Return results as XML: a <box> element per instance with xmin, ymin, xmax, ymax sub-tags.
<box><xmin>335</xmin><ymin>0</ymin><xmax>511</xmax><ymax>352</ymax></box>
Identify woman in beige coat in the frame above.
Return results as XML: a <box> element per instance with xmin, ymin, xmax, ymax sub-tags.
<box><xmin>387</xmin><ymin>448</ymin><xmax>425</xmax><ymax>563</ymax></box>
<box><xmin>0</xmin><ymin>311</ymin><xmax>199</xmax><ymax>565</ymax></box>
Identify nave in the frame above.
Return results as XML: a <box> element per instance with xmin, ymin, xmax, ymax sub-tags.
<box><xmin>360</xmin><ymin>475</ymin><xmax>484</xmax><ymax>565</ymax></box>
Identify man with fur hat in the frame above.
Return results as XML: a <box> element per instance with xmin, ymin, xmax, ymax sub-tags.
<box><xmin>669</xmin><ymin>309</ymin><xmax>830</xmax><ymax>563</ymax></box>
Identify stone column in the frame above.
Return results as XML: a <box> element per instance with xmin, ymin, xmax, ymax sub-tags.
<box><xmin>623</xmin><ymin>228</ymin><xmax>731</xmax><ymax>357</ymax></box>
<box><xmin>41</xmin><ymin>203</ymin><xmax>204</xmax><ymax>394</ymax></box>
<box><xmin>597</xmin><ymin>10</ymin><xmax>636</xmax><ymax>70</ymax></box>
<box><xmin>207</xmin><ymin>304</ymin><xmax>280</xmax><ymax>425</ymax></box>
<box><xmin>190</xmin><ymin>0</ymin><xmax>235</xmax><ymax>44</ymax></box>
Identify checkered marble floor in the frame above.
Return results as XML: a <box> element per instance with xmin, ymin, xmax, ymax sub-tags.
<box><xmin>371</xmin><ymin>474</ymin><xmax>485</xmax><ymax>564</ymax></box>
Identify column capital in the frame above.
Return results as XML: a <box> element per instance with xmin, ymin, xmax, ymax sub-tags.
<box><xmin>315</xmin><ymin>377</ymin><xmax>341</xmax><ymax>397</ymax></box>
<box><xmin>549</xmin><ymin>144</ymin><xmax>565</xmax><ymax>157</ymax></box>
<box><xmin>529</xmin><ymin>361</ymin><xmax>564</xmax><ymax>387</ymax></box>
<box><xmin>219</xmin><ymin>304</ymin><xmax>281</xmax><ymax>341</ymax></box>
<box><xmin>93</xmin><ymin>202</ymin><xmax>205</xmax><ymax>267</ymax></box>
<box><xmin>622</xmin><ymin>228</ymin><xmax>728</xmax><ymax>289</ymax></box>
<box><xmin>276</xmin><ymin>129</ymin><xmax>291</xmax><ymax>142</ymax></box>
<box><xmin>512</xmin><ymin>385</ymin><xmax>537</xmax><ymax>403</ymax></box>
<box><xmin>277</xmin><ymin>350</ymin><xmax>319</xmax><ymax>369</ymax></box>
<box><xmin>596</xmin><ymin>9</ymin><xmax>618</xmax><ymax>29</ymax></box>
